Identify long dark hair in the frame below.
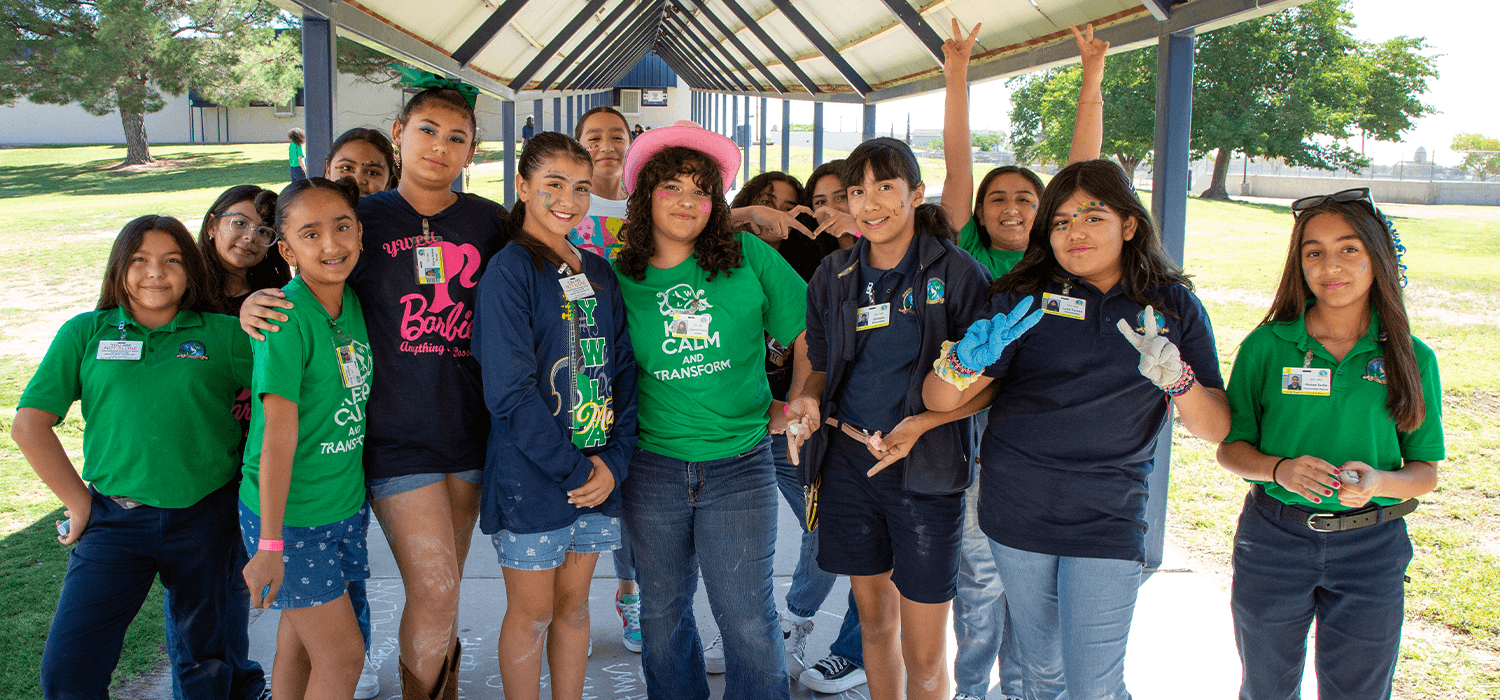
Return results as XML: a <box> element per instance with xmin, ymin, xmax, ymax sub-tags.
<box><xmin>616</xmin><ymin>147</ymin><xmax>742</xmax><ymax>281</ymax></box>
<box><xmin>1264</xmin><ymin>200</ymin><xmax>1425</xmax><ymax>431</ymax></box>
<box><xmin>327</xmin><ymin>127</ymin><xmax>399</xmax><ymax>190</ymax></box>
<box><xmin>842</xmin><ymin>138</ymin><xmax>954</xmax><ymax>241</ymax></box>
<box><xmin>973</xmin><ymin>165</ymin><xmax>1045</xmax><ymax>249</ymax></box>
<box><xmin>508</xmin><ymin>132</ymin><xmax>594</xmax><ymax>271</ymax></box>
<box><xmin>802</xmin><ymin>160</ymin><xmax>847</xmax><ymax>208</ymax></box>
<box><xmin>99</xmin><ymin>215</ymin><xmax>211</xmax><ymax>315</ymax></box>
<box><xmin>992</xmin><ymin>160</ymin><xmax>1190</xmax><ymax>309</ymax></box>
<box><xmin>197</xmin><ymin>185</ymin><xmax>291</xmax><ymax>313</ymax></box>
<box><xmin>574</xmin><ymin>106</ymin><xmax>631</xmax><ymax>142</ymax></box>
<box><xmin>274</xmin><ymin>177</ymin><xmax>361</xmax><ymax>233</ymax></box>
<box><xmin>730</xmin><ymin>172</ymin><xmax>804</xmax><ymax>209</ymax></box>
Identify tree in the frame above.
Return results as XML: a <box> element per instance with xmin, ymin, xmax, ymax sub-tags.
<box><xmin>0</xmin><ymin>0</ymin><xmax>291</xmax><ymax>164</ymax></box>
<box><xmin>1191</xmin><ymin>0</ymin><xmax>1437</xmax><ymax>199</ymax></box>
<box><xmin>1452</xmin><ymin>133</ymin><xmax>1500</xmax><ymax>181</ymax></box>
<box><xmin>1007</xmin><ymin>45</ymin><xmax>1156</xmax><ymax>179</ymax></box>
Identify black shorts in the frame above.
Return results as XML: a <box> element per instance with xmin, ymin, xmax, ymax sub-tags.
<box><xmin>815</xmin><ymin>430</ymin><xmax>964</xmax><ymax>604</ymax></box>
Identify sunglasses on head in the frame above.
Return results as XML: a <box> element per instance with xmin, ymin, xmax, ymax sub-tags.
<box><xmin>1290</xmin><ymin>187</ymin><xmax>1373</xmax><ymax>216</ymax></box>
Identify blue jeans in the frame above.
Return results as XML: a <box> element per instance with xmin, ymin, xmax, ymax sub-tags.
<box><xmin>165</xmin><ymin>539</ymin><xmax>267</xmax><ymax>700</ymax></box>
<box><xmin>772</xmin><ymin>436</ymin><xmax>863</xmax><ymax>665</ymax></box>
<box><xmin>622</xmin><ymin>437</ymin><xmax>790</xmax><ymax>700</ymax></box>
<box><xmin>1231</xmin><ymin>491</ymin><xmax>1412</xmax><ymax>700</ymax></box>
<box><xmin>613</xmin><ymin>520</ymin><xmax>637</xmax><ymax>582</ymax></box>
<box><xmin>953</xmin><ymin>476</ymin><xmax>1022</xmax><ymax>698</ymax></box>
<box><xmin>42</xmin><ymin>483</ymin><xmax>240</xmax><ymax>699</ymax></box>
<box><xmin>988</xmin><ymin>541</ymin><xmax>1143</xmax><ymax>700</ymax></box>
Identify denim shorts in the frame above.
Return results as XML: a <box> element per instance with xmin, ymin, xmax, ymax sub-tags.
<box><xmin>367</xmin><ymin>469</ymin><xmax>482</xmax><ymax>501</ymax></box>
<box><xmin>816</xmin><ymin>431</ymin><xmax>964</xmax><ymax>604</ymax></box>
<box><xmin>238</xmin><ymin>501</ymin><xmax>370</xmax><ymax>610</ymax></box>
<box><xmin>491</xmin><ymin>512</ymin><xmax>621</xmax><ymax>571</ymax></box>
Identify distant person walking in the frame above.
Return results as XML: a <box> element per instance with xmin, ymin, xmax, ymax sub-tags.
<box><xmin>287</xmin><ymin>128</ymin><xmax>307</xmax><ymax>182</ymax></box>
<box><xmin>522</xmin><ymin>116</ymin><xmax>535</xmax><ymax>149</ymax></box>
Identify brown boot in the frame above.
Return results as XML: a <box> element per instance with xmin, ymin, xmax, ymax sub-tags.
<box><xmin>442</xmin><ymin>638</ymin><xmax>460</xmax><ymax>700</ymax></box>
<box><xmin>399</xmin><ymin>641</ymin><xmax>459</xmax><ymax>700</ymax></box>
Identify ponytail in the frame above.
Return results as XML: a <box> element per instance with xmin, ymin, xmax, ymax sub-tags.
<box><xmin>914</xmin><ymin>202</ymin><xmax>956</xmax><ymax>241</ymax></box>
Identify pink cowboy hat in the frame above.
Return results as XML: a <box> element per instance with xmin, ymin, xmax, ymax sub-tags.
<box><xmin>623</xmin><ymin>120</ymin><xmax>741</xmax><ymax>193</ymax></box>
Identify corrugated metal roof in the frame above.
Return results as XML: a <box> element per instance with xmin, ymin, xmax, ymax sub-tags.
<box><xmin>274</xmin><ymin>0</ymin><xmax>1308</xmax><ymax>103</ymax></box>
<box><xmin>617</xmin><ymin>51</ymin><xmax>679</xmax><ymax>88</ymax></box>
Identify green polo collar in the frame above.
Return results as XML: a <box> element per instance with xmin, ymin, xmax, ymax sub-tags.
<box><xmin>1269</xmin><ymin>305</ymin><xmax>1383</xmax><ymax>366</ymax></box>
<box><xmin>106</xmin><ymin>306</ymin><xmax>204</xmax><ymax>333</ymax></box>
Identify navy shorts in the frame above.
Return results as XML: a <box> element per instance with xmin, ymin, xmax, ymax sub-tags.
<box><xmin>815</xmin><ymin>430</ymin><xmax>964</xmax><ymax>604</ymax></box>
<box><xmin>239</xmin><ymin>501</ymin><xmax>370</xmax><ymax>610</ymax></box>
<box><xmin>367</xmin><ymin>469</ymin><xmax>481</xmax><ymax>501</ymax></box>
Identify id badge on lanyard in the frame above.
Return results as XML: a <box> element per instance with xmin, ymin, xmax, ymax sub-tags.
<box><xmin>329</xmin><ymin>319</ymin><xmax>365</xmax><ymax>388</ymax></box>
<box><xmin>1282</xmin><ymin>349</ymin><xmax>1330</xmax><ymax>396</ymax></box>
<box><xmin>414</xmin><ymin>218</ymin><xmax>447</xmax><ymax>285</ymax></box>
<box><xmin>97</xmin><ymin>321</ymin><xmax>143</xmax><ymax>360</ymax></box>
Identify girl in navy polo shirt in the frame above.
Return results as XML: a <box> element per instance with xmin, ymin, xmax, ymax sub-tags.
<box><xmin>786</xmin><ymin>138</ymin><xmax>992</xmax><ymax>700</ymax></box>
<box><xmin>14</xmin><ymin>215</ymin><xmax>250</xmax><ymax>699</ymax></box>
<box><xmin>1217</xmin><ymin>190</ymin><xmax>1443</xmax><ymax>700</ymax></box>
<box><xmin>923</xmin><ymin>160</ymin><xmax>1231</xmax><ymax>700</ymax></box>
<box><xmin>242</xmin><ymin>72</ymin><xmax>505</xmax><ymax>699</ymax></box>
<box><xmin>473</xmin><ymin>132</ymin><xmax>638</xmax><ymax>700</ymax></box>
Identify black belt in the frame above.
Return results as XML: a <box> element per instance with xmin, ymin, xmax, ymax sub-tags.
<box><xmin>1253</xmin><ymin>484</ymin><xmax>1417</xmax><ymax>533</ymax></box>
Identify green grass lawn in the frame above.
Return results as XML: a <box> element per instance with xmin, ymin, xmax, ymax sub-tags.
<box><xmin>1</xmin><ymin>143</ymin><xmax>1498</xmax><ymax>698</ymax></box>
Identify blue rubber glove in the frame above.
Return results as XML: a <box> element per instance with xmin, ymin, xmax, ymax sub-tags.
<box><xmin>955</xmin><ymin>296</ymin><xmax>1044</xmax><ymax>371</ymax></box>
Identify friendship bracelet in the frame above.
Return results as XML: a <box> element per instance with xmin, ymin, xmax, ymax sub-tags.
<box><xmin>933</xmin><ymin>340</ymin><xmax>983</xmax><ymax>391</ymax></box>
<box><xmin>257</xmin><ymin>539</ymin><xmax>284</xmax><ymax>552</ymax></box>
<box><xmin>1270</xmin><ymin>458</ymin><xmax>1290</xmax><ymax>487</ymax></box>
<box><xmin>1163</xmin><ymin>363</ymin><xmax>1196</xmax><ymax>397</ymax></box>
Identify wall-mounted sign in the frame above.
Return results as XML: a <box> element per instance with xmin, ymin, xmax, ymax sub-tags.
<box><xmin>642</xmin><ymin>89</ymin><xmax>668</xmax><ymax>107</ymax></box>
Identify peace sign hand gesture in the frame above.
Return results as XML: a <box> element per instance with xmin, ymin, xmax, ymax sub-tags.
<box><xmin>956</xmin><ymin>297</ymin><xmax>1044</xmax><ymax>372</ymax></box>
<box><xmin>1070</xmin><ymin>23</ymin><xmax>1109</xmax><ymax>75</ymax></box>
<box><xmin>1116</xmin><ymin>305</ymin><xmax>1185</xmax><ymax>389</ymax></box>
<box><xmin>943</xmin><ymin>19</ymin><xmax>982</xmax><ymax>70</ymax></box>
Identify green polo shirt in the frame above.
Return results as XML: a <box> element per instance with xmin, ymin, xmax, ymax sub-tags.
<box><xmin>958</xmin><ymin>218</ymin><xmax>1025</xmax><ymax>279</ymax></box>
<box><xmin>1223</xmin><ymin>309</ymin><xmax>1445</xmax><ymax>511</ymax></box>
<box><xmin>19</xmin><ymin>307</ymin><xmax>251</xmax><ymax>508</ymax></box>
<box><xmin>241</xmin><ymin>278</ymin><xmax>371</xmax><ymax>527</ymax></box>
<box><xmin>615</xmin><ymin>232</ymin><xmax>807</xmax><ymax>461</ymax></box>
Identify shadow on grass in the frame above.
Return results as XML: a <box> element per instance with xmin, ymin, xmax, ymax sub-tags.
<box><xmin>0</xmin><ymin>508</ymin><xmax>166</xmax><ymax>700</ymax></box>
<box><xmin>0</xmin><ymin>151</ymin><xmax>284</xmax><ymax>199</ymax></box>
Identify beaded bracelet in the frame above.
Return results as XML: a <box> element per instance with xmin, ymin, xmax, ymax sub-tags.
<box><xmin>933</xmin><ymin>340</ymin><xmax>984</xmax><ymax>390</ymax></box>
<box><xmin>1162</xmin><ymin>362</ymin><xmax>1196</xmax><ymax>397</ymax></box>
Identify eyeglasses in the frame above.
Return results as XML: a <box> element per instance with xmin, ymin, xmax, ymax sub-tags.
<box><xmin>216</xmin><ymin>213</ymin><xmax>278</xmax><ymax>247</ymax></box>
<box><xmin>1290</xmin><ymin>187</ymin><xmax>1373</xmax><ymax>216</ymax></box>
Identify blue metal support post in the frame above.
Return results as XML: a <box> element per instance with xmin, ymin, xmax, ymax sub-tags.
<box><xmin>1144</xmin><ymin>28</ymin><xmax>1196</xmax><ymax>576</ymax></box>
<box><xmin>301</xmin><ymin>13</ymin><xmax>338</xmax><ymax>178</ymax></box>
<box><xmin>812</xmin><ymin>102</ymin><xmax>824</xmax><ymax>168</ymax></box>
<box><xmin>862</xmin><ymin>103</ymin><xmax>876</xmax><ymax>143</ymax></box>
<box><xmin>553</xmin><ymin>97</ymin><xmax>562</xmax><ymax>133</ymax></box>
<box><xmin>534</xmin><ymin>99</ymin><xmax>543</xmax><ymax>134</ymax></box>
<box><xmin>566</xmin><ymin>96</ymin><xmax>575</xmax><ymax>135</ymax></box>
<box><xmin>781</xmin><ymin>99</ymin><xmax>791</xmax><ymax>173</ymax></box>
<box><xmin>502</xmin><ymin>99</ymin><xmax>517</xmax><ymax>207</ymax></box>
<box><xmin>759</xmin><ymin>97</ymin><xmax>767</xmax><ymax>175</ymax></box>
<box><xmin>721</xmin><ymin>94</ymin><xmax>728</xmax><ymax>137</ymax></box>
<box><xmin>732</xmin><ymin>96</ymin><xmax>740</xmax><ymax>188</ymax></box>
<box><xmin>741</xmin><ymin>96</ymin><xmax>750</xmax><ymax>185</ymax></box>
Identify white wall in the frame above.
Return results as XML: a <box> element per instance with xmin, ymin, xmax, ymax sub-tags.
<box><xmin>0</xmin><ymin>92</ymin><xmax>192</xmax><ymax>145</ymax></box>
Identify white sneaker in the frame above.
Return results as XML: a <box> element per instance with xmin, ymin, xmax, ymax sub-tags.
<box><xmin>354</xmin><ymin>653</ymin><xmax>379</xmax><ymax>699</ymax></box>
<box><xmin>703</xmin><ymin>633</ymin><xmax>726</xmax><ymax>674</ymax></box>
<box><xmin>780</xmin><ymin>612</ymin><xmax>814</xmax><ymax>659</ymax></box>
<box><xmin>798</xmin><ymin>654</ymin><xmax>866</xmax><ymax>694</ymax></box>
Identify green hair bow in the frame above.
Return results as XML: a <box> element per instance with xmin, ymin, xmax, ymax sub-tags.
<box><xmin>389</xmin><ymin>63</ymin><xmax>479</xmax><ymax>109</ymax></box>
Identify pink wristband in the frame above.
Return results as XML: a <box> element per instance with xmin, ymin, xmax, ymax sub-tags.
<box><xmin>257</xmin><ymin>539</ymin><xmax>284</xmax><ymax>552</ymax></box>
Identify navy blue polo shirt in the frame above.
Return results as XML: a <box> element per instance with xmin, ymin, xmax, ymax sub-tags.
<box><xmin>977</xmin><ymin>273</ymin><xmax>1223</xmax><ymax>562</ymax></box>
<box><xmin>833</xmin><ymin>237</ymin><xmax>923</xmax><ymax>435</ymax></box>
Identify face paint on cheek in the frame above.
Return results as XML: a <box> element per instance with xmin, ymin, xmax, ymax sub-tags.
<box><xmin>699</xmin><ymin>200</ymin><xmax>711</xmax><ymax>215</ymax></box>
<box><xmin>654</xmin><ymin>191</ymin><xmax>674</xmax><ymax>201</ymax></box>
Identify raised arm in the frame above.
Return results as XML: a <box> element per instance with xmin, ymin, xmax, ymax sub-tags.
<box><xmin>1068</xmin><ymin>23</ymin><xmax>1108</xmax><ymax>164</ymax></box>
<box><xmin>940</xmin><ymin>19</ymin><xmax>983</xmax><ymax>225</ymax></box>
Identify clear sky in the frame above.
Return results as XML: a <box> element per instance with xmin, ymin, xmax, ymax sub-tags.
<box><xmin>780</xmin><ymin>0</ymin><xmax>1492</xmax><ymax>166</ymax></box>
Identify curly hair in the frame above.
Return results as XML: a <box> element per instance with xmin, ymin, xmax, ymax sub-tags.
<box><xmin>730</xmin><ymin>171</ymin><xmax>804</xmax><ymax>210</ymax></box>
<box><xmin>615</xmin><ymin>146</ymin><xmax>743</xmax><ymax>281</ymax></box>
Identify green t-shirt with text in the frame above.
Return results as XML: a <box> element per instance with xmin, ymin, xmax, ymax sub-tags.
<box><xmin>616</xmin><ymin>232</ymin><xmax>807</xmax><ymax>461</ymax></box>
<box><xmin>958</xmin><ymin>218</ymin><xmax>1025</xmax><ymax>279</ymax></box>
<box><xmin>241</xmin><ymin>278</ymin><xmax>371</xmax><ymax>527</ymax></box>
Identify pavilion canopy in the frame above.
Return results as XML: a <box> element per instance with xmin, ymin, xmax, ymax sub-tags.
<box><xmin>271</xmin><ymin>0</ymin><xmax>1303</xmax><ymax>103</ymax></box>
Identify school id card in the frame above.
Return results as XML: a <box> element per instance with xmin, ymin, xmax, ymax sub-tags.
<box><xmin>336</xmin><ymin>344</ymin><xmax>365</xmax><ymax>388</ymax></box>
<box><xmin>1041</xmin><ymin>293</ymin><xmax>1086</xmax><ymax>320</ymax></box>
<box><xmin>856</xmin><ymin>303</ymin><xmax>891</xmax><ymax>331</ymax></box>
<box><xmin>96</xmin><ymin>340</ymin><xmax>143</xmax><ymax>361</ymax></box>
<box><xmin>1281</xmin><ymin>367</ymin><xmax>1331</xmax><ymax>396</ymax></box>
<box><xmin>414</xmin><ymin>245</ymin><xmax>447</xmax><ymax>285</ymax></box>
<box><xmin>558</xmin><ymin>273</ymin><xmax>594</xmax><ymax>301</ymax></box>
<box><xmin>670</xmin><ymin>313</ymin><xmax>711</xmax><ymax>340</ymax></box>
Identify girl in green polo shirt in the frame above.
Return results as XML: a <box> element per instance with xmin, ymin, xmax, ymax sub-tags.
<box><xmin>1217</xmin><ymin>190</ymin><xmax>1445</xmax><ymax>700</ymax></box>
<box><xmin>239</xmin><ymin>177</ymin><xmax>374</xmax><ymax>700</ymax></box>
<box><xmin>14</xmin><ymin>215</ymin><xmax>252</xmax><ymax>698</ymax></box>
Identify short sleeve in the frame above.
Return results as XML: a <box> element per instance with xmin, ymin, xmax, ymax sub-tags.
<box><xmin>253</xmin><ymin>314</ymin><xmax>308</xmax><ymax>404</ymax></box>
<box><xmin>1174</xmin><ymin>289</ymin><xmax>1224</xmax><ymax>391</ymax></box>
<box><xmin>1223</xmin><ymin>327</ymin><xmax>1271</xmax><ymax>447</ymax></box>
<box><xmin>743</xmin><ymin>233</ymin><xmax>808</xmax><ymax>346</ymax></box>
<box><xmin>1398</xmin><ymin>339</ymin><xmax>1445</xmax><ymax>462</ymax></box>
<box><xmin>958</xmin><ymin>218</ymin><xmax>984</xmax><ymax>259</ymax></box>
<box><xmin>946</xmin><ymin>251</ymin><xmax>992</xmax><ymax>339</ymax></box>
<box><xmin>228</xmin><ymin>319</ymin><xmax>254</xmax><ymax>388</ymax></box>
<box><xmin>18</xmin><ymin>313</ymin><xmax>92</xmax><ymax>420</ymax></box>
